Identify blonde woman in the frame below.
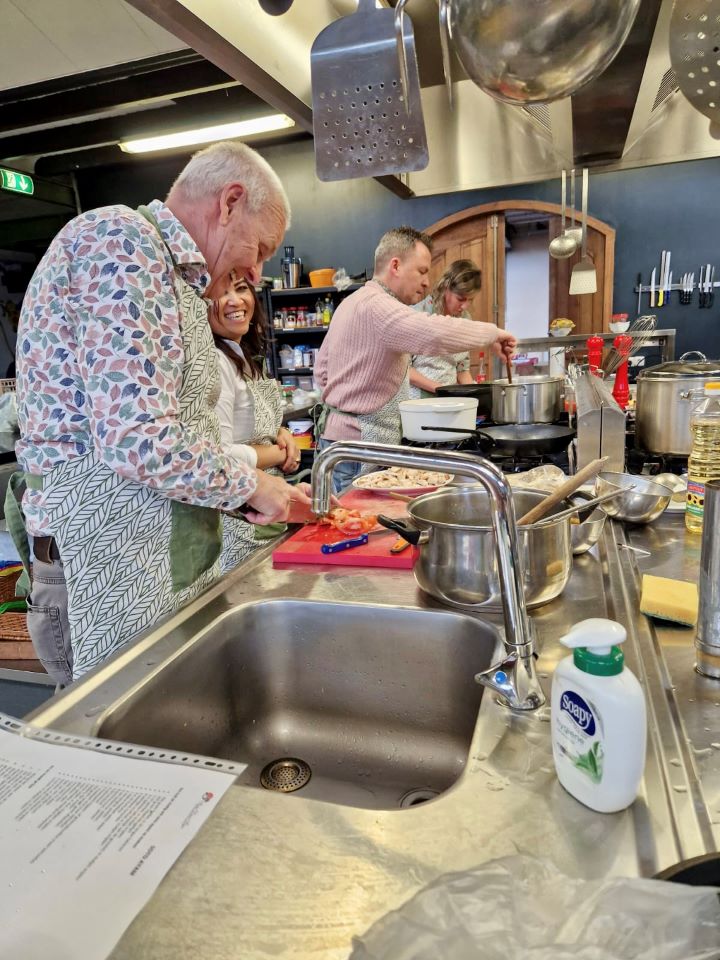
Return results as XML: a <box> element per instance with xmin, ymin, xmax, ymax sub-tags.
<box><xmin>409</xmin><ymin>259</ymin><xmax>482</xmax><ymax>398</ymax></box>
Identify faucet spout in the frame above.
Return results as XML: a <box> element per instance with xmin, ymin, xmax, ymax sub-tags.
<box><xmin>311</xmin><ymin>441</ymin><xmax>546</xmax><ymax>711</ymax></box>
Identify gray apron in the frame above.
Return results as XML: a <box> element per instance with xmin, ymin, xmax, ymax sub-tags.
<box><xmin>220</xmin><ymin>372</ymin><xmax>286</xmax><ymax>572</ymax></box>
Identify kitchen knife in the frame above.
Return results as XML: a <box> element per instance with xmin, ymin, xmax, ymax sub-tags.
<box><xmin>658</xmin><ymin>252</ymin><xmax>666</xmax><ymax>307</ymax></box>
<box><xmin>664</xmin><ymin>251</ymin><xmax>672</xmax><ymax>302</ymax></box>
<box><xmin>650</xmin><ymin>268</ymin><xmax>656</xmax><ymax>307</ymax></box>
<box><xmin>320</xmin><ymin>528</ymin><xmax>393</xmax><ymax>554</ymax></box>
<box><xmin>637</xmin><ymin>272</ymin><xmax>642</xmax><ymax>315</ymax></box>
<box><xmin>699</xmin><ymin>266</ymin><xmax>706</xmax><ymax>308</ymax></box>
<box><xmin>708</xmin><ymin>263</ymin><xmax>713</xmax><ymax>306</ymax></box>
<box><xmin>666</xmin><ymin>270</ymin><xmax>672</xmax><ymax>305</ymax></box>
<box><xmin>709</xmin><ymin>266</ymin><xmax>715</xmax><ymax>308</ymax></box>
<box><xmin>321</xmin><ymin>533</ymin><xmax>369</xmax><ymax>553</ymax></box>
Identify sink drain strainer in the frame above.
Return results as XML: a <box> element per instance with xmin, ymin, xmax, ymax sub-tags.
<box><xmin>260</xmin><ymin>757</ymin><xmax>312</xmax><ymax>793</ymax></box>
<box><xmin>399</xmin><ymin>788</ymin><xmax>439</xmax><ymax>809</ymax></box>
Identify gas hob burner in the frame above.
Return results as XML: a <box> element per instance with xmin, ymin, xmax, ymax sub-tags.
<box><xmin>626</xmin><ymin>447</ymin><xmax>688</xmax><ymax>477</ymax></box>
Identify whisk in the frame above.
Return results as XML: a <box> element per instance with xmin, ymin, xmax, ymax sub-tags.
<box><xmin>602</xmin><ymin>315</ymin><xmax>657</xmax><ymax>376</ymax></box>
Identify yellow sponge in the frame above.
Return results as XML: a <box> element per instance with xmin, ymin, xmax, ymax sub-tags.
<box><xmin>640</xmin><ymin>574</ymin><xmax>699</xmax><ymax>627</ymax></box>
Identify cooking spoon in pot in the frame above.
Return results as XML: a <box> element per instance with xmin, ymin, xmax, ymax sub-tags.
<box><xmin>531</xmin><ymin>488</ymin><xmax>629</xmax><ymax>526</ymax></box>
<box><xmin>516</xmin><ymin>457</ymin><xmax>608</xmax><ymax>525</ymax></box>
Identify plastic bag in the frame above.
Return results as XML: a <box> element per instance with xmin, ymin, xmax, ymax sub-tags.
<box><xmin>332</xmin><ymin>268</ymin><xmax>353</xmax><ymax>291</ymax></box>
<box><xmin>506</xmin><ymin>464</ymin><xmax>568</xmax><ymax>493</ymax></box>
<box><xmin>350</xmin><ymin>855</ymin><xmax>720</xmax><ymax>960</ymax></box>
<box><xmin>0</xmin><ymin>392</ymin><xmax>17</xmax><ymax>433</ymax></box>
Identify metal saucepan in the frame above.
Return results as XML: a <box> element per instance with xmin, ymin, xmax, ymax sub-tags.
<box><xmin>378</xmin><ymin>486</ymin><xmax>572</xmax><ymax>610</ymax></box>
<box><xmin>490</xmin><ymin>375</ymin><xmax>564</xmax><ymax>424</ymax></box>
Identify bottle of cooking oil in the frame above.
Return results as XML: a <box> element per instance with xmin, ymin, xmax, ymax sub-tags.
<box><xmin>686</xmin><ymin>381</ymin><xmax>720</xmax><ymax>533</ymax></box>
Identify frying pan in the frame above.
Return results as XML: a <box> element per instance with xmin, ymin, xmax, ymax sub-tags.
<box><xmin>477</xmin><ymin>424</ymin><xmax>575</xmax><ymax>457</ymax></box>
<box><xmin>419</xmin><ymin>423</ymin><xmax>575</xmax><ymax>457</ymax></box>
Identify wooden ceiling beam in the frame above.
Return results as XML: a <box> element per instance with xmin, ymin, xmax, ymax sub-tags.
<box><xmin>0</xmin><ymin>56</ymin><xmax>236</xmax><ymax>135</ymax></box>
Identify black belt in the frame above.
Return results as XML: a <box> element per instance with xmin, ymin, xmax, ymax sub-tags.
<box><xmin>33</xmin><ymin>536</ymin><xmax>61</xmax><ymax>563</ymax></box>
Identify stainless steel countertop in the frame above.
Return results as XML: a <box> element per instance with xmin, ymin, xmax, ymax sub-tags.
<box><xmin>27</xmin><ymin>514</ymin><xmax>719</xmax><ymax>959</ymax></box>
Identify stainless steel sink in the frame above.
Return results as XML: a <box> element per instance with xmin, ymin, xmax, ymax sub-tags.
<box><xmin>96</xmin><ymin>599</ymin><xmax>498</xmax><ymax>810</ymax></box>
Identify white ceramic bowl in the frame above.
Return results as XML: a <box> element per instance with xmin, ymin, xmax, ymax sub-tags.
<box><xmin>549</xmin><ymin>327</ymin><xmax>572</xmax><ymax>337</ymax></box>
<box><xmin>609</xmin><ymin>320</ymin><xmax>630</xmax><ymax>333</ymax></box>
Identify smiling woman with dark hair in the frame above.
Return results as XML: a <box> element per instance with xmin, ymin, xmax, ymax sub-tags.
<box><xmin>208</xmin><ymin>271</ymin><xmax>302</xmax><ymax>570</ymax></box>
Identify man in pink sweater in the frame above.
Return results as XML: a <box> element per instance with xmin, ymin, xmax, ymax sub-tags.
<box><xmin>315</xmin><ymin>226</ymin><xmax>517</xmax><ymax>492</ymax></box>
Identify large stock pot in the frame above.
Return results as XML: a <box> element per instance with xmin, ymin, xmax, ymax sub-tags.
<box><xmin>635</xmin><ymin>352</ymin><xmax>720</xmax><ymax>456</ymax></box>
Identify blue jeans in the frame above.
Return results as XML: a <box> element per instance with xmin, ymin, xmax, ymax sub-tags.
<box><xmin>317</xmin><ymin>438</ymin><xmax>362</xmax><ymax>495</ymax></box>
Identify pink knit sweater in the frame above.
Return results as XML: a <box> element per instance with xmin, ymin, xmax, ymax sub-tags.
<box><xmin>315</xmin><ymin>280</ymin><xmax>501</xmax><ymax>441</ymax></box>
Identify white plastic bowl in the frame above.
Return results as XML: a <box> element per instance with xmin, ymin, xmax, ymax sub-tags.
<box><xmin>399</xmin><ymin>397</ymin><xmax>478</xmax><ymax>442</ymax></box>
<box><xmin>549</xmin><ymin>327</ymin><xmax>572</xmax><ymax>337</ymax></box>
<box><xmin>609</xmin><ymin>321</ymin><xmax>630</xmax><ymax>333</ymax></box>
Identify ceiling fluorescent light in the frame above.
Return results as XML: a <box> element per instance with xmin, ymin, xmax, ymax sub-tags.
<box><xmin>119</xmin><ymin>114</ymin><xmax>295</xmax><ymax>154</ymax></box>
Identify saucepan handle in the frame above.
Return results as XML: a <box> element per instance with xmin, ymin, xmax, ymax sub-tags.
<box><xmin>377</xmin><ymin>515</ymin><xmax>428</xmax><ymax>546</ymax></box>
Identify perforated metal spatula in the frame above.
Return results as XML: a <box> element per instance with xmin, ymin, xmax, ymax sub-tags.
<box><xmin>311</xmin><ymin>0</ymin><xmax>428</xmax><ymax>182</ymax></box>
<box><xmin>670</xmin><ymin>0</ymin><xmax>720</xmax><ymax>125</ymax></box>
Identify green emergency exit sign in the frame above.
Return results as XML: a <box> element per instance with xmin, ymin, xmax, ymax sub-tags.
<box><xmin>0</xmin><ymin>168</ymin><xmax>34</xmax><ymax>195</ymax></box>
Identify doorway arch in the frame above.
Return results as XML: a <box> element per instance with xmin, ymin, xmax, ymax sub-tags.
<box><xmin>423</xmin><ymin>199</ymin><xmax>616</xmax><ymax>336</ymax></box>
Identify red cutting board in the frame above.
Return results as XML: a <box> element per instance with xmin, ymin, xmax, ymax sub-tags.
<box><xmin>272</xmin><ymin>490</ymin><xmax>418</xmax><ymax>569</ymax></box>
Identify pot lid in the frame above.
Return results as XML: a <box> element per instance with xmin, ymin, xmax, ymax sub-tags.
<box><xmin>638</xmin><ymin>355</ymin><xmax>720</xmax><ymax>380</ymax></box>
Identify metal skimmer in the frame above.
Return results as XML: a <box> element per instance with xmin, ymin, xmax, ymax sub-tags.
<box><xmin>310</xmin><ymin>0</ymin><xmax>428</xmax><ymax>181</ymax></box>
<box><xmin>260</xmin><ymin>758</ymin><xmax>312</xmax><ymax>793</ymax></box>
<box><xmin>670</xmin><ymin>0</ymin><xmax>720</xmax><ymax>125</ymax></box>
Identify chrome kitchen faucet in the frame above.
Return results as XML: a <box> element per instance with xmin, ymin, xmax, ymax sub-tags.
<box><xmin>311</xmin><ymin>441</ymin><xmax>546</xmax><ymax>711</ymax></box>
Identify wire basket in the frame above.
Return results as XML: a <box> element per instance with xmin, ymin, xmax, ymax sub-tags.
<box><xmin>0</xmin><ymin>564</ymin><xmax>34</xmax><ymax>654</ymax></box>
<box><xmin>0</xmin><ymin>565</ymin><xmax>24</xmax><ymax>603</ymax></box>
<box><xmin>0</xmin><ymin>612</ymin><xmax>30</xmax><ymax>643</ymax></box>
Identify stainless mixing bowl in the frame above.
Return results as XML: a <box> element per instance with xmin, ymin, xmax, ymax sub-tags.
<box><xmin>571</xmin><ymin>508</ymin><xmax>607</xmax><ymax>555</ymax></box>
<box><xmin>594</xmin><ymin>472</ymin><xmax>672</xmax><ymax>524</ymax></box>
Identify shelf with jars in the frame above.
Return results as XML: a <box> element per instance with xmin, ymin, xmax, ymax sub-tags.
<box><xmin>264</xmin><ymin>282</ymin><xmax>364</xmax><ymax>380</ymax></box>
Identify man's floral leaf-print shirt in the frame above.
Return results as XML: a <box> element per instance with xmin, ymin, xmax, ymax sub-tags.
<box><xmin>17</xmin><ymin>199</ymin><xmax>257</xmax><ymax>535</ymax></box>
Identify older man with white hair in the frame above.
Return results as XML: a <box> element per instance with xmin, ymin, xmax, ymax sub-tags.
<box><xmin>10</xmin><ymin>141</ymin><xmax>307</xmax><ymax>682</ymax></box>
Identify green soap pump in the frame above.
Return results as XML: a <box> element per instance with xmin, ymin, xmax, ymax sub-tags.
<box><xmin>551</xmin><ymin>618</ymin><xmax>646</xmax><ymax>813</ymax></box>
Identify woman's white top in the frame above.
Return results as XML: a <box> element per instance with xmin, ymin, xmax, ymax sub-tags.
<box><xmin>215</xmin><ymin>342</ymin><xmax>258</xmax><ymax>468</ymax></box>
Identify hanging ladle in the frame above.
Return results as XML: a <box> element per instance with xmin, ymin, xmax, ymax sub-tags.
<box><xmin>549</xmin><ymin>169</ymin><xmax>578</xmax><ymax>260</ymax></box>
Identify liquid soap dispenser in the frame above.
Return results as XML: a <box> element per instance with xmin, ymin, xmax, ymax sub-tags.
<box><xmin>551</xmin><ymin>618</ymin><xmax>646</xmax><ymax>813</ymax></box>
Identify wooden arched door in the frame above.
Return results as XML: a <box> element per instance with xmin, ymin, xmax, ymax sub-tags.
<box><xmin>424</xmin><ymin>200</ymin><xmax>616</xmax><ymax>337</ymax></box>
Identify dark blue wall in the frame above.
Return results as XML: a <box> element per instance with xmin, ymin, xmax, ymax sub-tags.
<box><xmin>77</xmin><ymin>141</ymin><xmax>720</xmax><ymax>359</ymax></box>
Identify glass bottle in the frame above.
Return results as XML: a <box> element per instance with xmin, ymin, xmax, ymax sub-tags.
<box><xmin>322</xmin><ymin>295</ymin><xmax>334</xmax><ymax>326</ymax></box>
<box><xmin>686</xmin><ymin>381</ymin><xmax>720</xmax><ymax>534</ymax></box>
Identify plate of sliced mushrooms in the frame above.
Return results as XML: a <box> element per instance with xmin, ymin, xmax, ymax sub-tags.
<box><xmin>352</xmin><ymin>467</ymin><xmax>453</xmax><ymax>495</ymax></box>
